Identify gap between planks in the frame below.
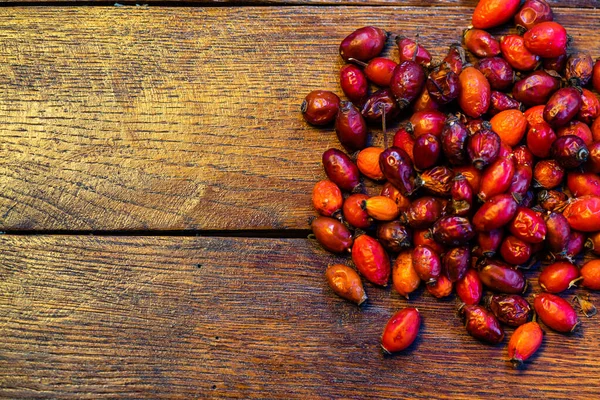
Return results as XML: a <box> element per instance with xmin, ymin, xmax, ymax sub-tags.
<box><xmin>0</xmin><ymin>228</ymin><xmax>312</xmax><ymax>238</ymax></box>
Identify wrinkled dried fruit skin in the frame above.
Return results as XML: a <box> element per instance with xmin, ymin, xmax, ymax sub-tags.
<box><xmin>461</xmin><ymin>305</ymin><xmax>505</xmax><ymax>344</ymax></box>
<box><xmin>488</xmin><ymin>91</ymin><xmax>521</xmax><ymax>116</ymax></box>
<box><xmin>509</xmin><ymin>207</ymin><xmax>547</xmax><ymax>244</ymax></box>
<box><xmin>544</xmin><ymin>87</ymin><xmax>583</xmax><ymax>127</ymax></box>
<box><xmin>410</xmin><ymin>110</ymin><xmax>447</xmax><ymax>138</ymax></box>
<box><xmin>340</xmin><ymin>26</ymin><xmax>388</xmax><ymax>62</ymax></box>
<box><xmin>514</xmin><ymin>0</ymin><xmax>553</xmax><ymax>30</ymax></box>
<box><xmin>558</xmin><ymin>119</ymin><xmax>593</xmax><ymax>146</ymax></box>
<box><xmin>312</xmin><ymin>216</ymin><xmax>354</xmax><ymax>253</ymax></box>
<box><xmin>405</xmin><ymin>196</ymin><xmax>445</xmax><ymax>229</ymax></box>
<box><xmin>567</xmin><ymin>172</ymin><xmax>600</xmax><ymax>197</ymax></box>
<box><xmin>444</xmin><ymin>43</ymin><xmax>466</xmax><ymax>75</ymax></box>
<box><xmin>381</xmin><ymin>307</ymin><xmax>421</xmax><ymax>353</ymax></box>
<box><xmin>432</xmin><ymin>216</ymin><xmax>475</xmax><ymax>246</ymax></box>
<box><xmin>524</xmin><ymin>21</ymin><xmax>568</xmax><ymax>58</ymax></box>
<box><xmin>451</xmin><ymin>174</ymin><xmax>474</xmax><ymax>216</ymax></box>
<box><xmin>441</xmin><ymin>118</ymin><xmax>469</xmax><ymax>166</ymax></box>
<box><xmin>500</xmin><ymin>35</ymin><xmax>540</xmax><ymax>71</ymax></box>
<box><xmin>533</xmin><ymin>159</ymin><xmax>564</xmax><ymax>189</ymax></box>
<box><xmin>512</xmin><ymin>70</ymin><xmax>560</xmax><ymax>107</ymax></box>
<box><xmin>323</xmin><ymin>148</ymin><xmax>361</xmax><ymax>192</ymax></box>
<box><xmin>524</xmin><ymin>104</ymin><xmax>546</xmax><ymax>126</ymax></box>
<box><xmin>343</xmin><ymin>193</ymin><xmax>371</xmax><ymax>229</ymax></box>
<box><xmin>488</xmin><ymin>294</ymin><xmax>532</xmax><ymax>327</ymax></box>
<box><xmin>457</xmin><ymin>269</ymin><xmax>484</xmax><ymax>305</ymax></box>
<box><xmin>412</xmin><ymin>245</ymin><xmax>442</xmax><ymax>283</ymax></box>
<box><xmin>335</xmin><ymin>101</ymin><xmax>368</xmax><ymax>152</ymax></box>
<box><xmin>458</xmin><ymin>67</ymin><xmax>491</xmax><ymax>118</ymax></box>
<box><xmin>380</xmin><ymin>182</ymin><xmax>411</xmax><ymax>211</ymax></box>
<box><xmin>473</xmin><ymin>194</ymin><xmax>518</xmax><ymax>232</ymax></box>
<box><xmin>477</xmin><ymin>229</ymin><xmax>504</xmax><ymax>257</ymax></box>
<box><xmin>454</xmin><ymin>165</ymin><xmax>482</xmax><ymax>194</ymax></box>
<box><xmin>414</xmin><ymin>228</ymin><xmax>446</xmax><ymax>254</ymax></box>
<box><xmin>581</xmin><ymin>259</ymin><xmax>600</xmax><ymax>290</ymax></box>
<box><xmin>464</xmin><ymin>28</ymin><xmax>500</xmax><ymax>58</ymax></box>
<box><xmin>563</xmin><ymin>195</ymin><xmax>600</xmax><ymax>232</ymax></box>
<box><xmin>426</xmin><ymin>65</ymin><xmax>460</xmax><ymax>105</ymax></box>
<box><xmin>379</xmin><ymin>147</ymin><xmax>416</xmax><ymax>195</ymax></box>
<box><xmin>534</xmin><ymin>293</ymin><xmax>579</xmax><ymax>333</ymax></box>
<box><xmin>539</xmin><ymin>262</ymin><xmax>581</xmax><ymax>293</ymax></box>
<box><xmin>578</xmin><ymin>89</ymin><xmax>600</xmax><ymax>125</ymax></box>
<box><xmin>397</xmin><ymin>37</ymin><xmax>432</xmax><ymax>67</ymax></box>
<box><xmin>508</xmin><ymin>164</ymin><xmax>533</xmax><ymax>203</ymax></box>
<box><xmin>478</xmin><ymin>156</ymin><xmax>516</xmax><ymax>201</ymax></box>
<box><xmin>377</xmin><ymin>221</ymin><xmax>412</xmax><ymax>253</ymax></box>
<box><xmin>357</xmin><ymin>147</ymin><xmax>385</xmax><ymax>181</ymax></box>
<box><xmin>413</xmin><ymin>134</ymin><xmax>441</xmax><ymax>170</ymax></box>
<box><xmin>477</xmin><ymin>57</ymin><xmax>514</xmax><ymax>91</ymax></box>
<box><xmin>392</xmin><ymin>126</ymin><xmax>416</xmax><ymax>162</ymax></box>
<box><xmin>301</xmin><ymin>90</ymin><xmax>340</xmax><ymax>126</ymax></box>
<box><xmin>340</xmin><ymin>65</ymin><xmax>368</xmax><ymax>105</ymax></box>
<box><xmin>544</xmin><ymin>211</ymin><xmax>571</xmax><ymax>254</ymax></box>
<box><xmin>526</xmin><ymin>122</ymin><xmax>556</xmax><ymax>159</ymax></box>
<box><xmin>352</xmin><ymin>234</ymin><xmax>391</xmax><ymax>286</ymax></box>
<box><xmin>551</xmin><ymin>135</ymin><xmax>589</xmax><ymax>169</ymax></box>
<box><xmin>472</xmin><ymin>0</ymin><xmax>521</xmax><ymax>29</ymax></box>
<box><xmin>363</xmin><ymin>196</ymin><xmax>400</xmax><ymax>221</ymax></box>
<box><xmin>566</xmin><ymin>52</ymin><xmax>594</xmax><ymax>86</ymax></box>
<box><xmin>393</xmin><ymin>251</ymin><xmax>421</xmax><ymax>298</ymax></box>
<box><xmin>427</xmin><ymin>274</ymin><xmax>453</xmax><ymax>298</ymax></box>
<box><xmin>418</xmin><ymin>166</ymin><xmax>454</xmax><ymax>196</ymax></box>
<box><xmin>586</xmin><ymin>141</ymin><xmax>600</xmax><ymax>173</ymax></box>
<box><xmin>391</xmin><ymin>60</ymin><xmax>426</xmax><ymax>108</ymax></box>
<box><xmin>500</xmin><ymin>235</ymin><xmax>532</xmax><ymax>265</ymax></box>
<box><xmin>361</xmin><ymin>88</ymin><xmax>401</xmax><ymax>123</ymax></box>
<box><xmin>467</xmin><ymin>129</ymin><xmax>501</xmax><ymax>170</ymax></box>
<box><xmin>443</xmin><ymin>246</ymin><xmax>470</xmax><ymax>282</ymax></box>
<box><xmin>413</xmin><ymin>87</ymin><xmax>440</xmax><ymax>112</ymax></box>
<box><xmin>312</xmin><ymin>180</ymin><xmax>343</xmax><ymax>217</ymax></box>
<box><xmin>508</xmin><ymin>321</ymin><xmax>543</xmax><ymax>366</ymax></box>
<box><xmin>325</xmin><ymin>264</ymin><xmax>367</xmax><ymax>305</ymax></box>
<box><xmin>364</xmin><ymin>57</ymin><xmax>398</xmax><ymax>87</ymax></box>
<box><xmin>538</xmin><ymin>190</ymin><xmax>568</xmax><ymax>212</ymax></box>
<box><xmin>477</xmin><ymin>259</ymin><xmax>526</xmax><ymax>294</ymax></box>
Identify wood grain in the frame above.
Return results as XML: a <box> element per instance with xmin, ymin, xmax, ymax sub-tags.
<box><xmin>0</xmin><ymin>235</ymin><xmax>599</xmax><ymax>399</ymax></box>
<box><xmin>0</xmin><ymin>7</ymin><xmax>599</xmax><ymax>232</ymax></box>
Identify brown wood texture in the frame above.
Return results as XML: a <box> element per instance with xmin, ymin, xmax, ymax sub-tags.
<box><xmin>0</xmin><ymin>6</ymin><xmax>599</xmax><ymax>231</ymax></box>
<box><xmin>0</xmin><ymin>235</ymin><xmax>599</xmax><ymax>399</ymax></box>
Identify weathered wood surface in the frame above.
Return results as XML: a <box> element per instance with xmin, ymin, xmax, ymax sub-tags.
<box><xmin>0</xmin><ymin>6</ymin><xmax>598</xmax><ymax>231</ymax></box>
<box><xmin>0</xmin><ymin>235</ymin><xmax>599</xmax><ymax>399</ymax></box>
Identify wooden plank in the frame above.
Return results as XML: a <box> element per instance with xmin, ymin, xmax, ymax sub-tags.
<box><xmin>1</xmin><ymin>235</ymin><xmax>600</xmax><ymax>398</ymax></box>
<box><xmin>0</xmin><ymin>7</ymin><xmax>599</xmax><ymax>231</ymax></box>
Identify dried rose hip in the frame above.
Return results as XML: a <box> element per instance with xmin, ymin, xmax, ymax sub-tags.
<box><xmin>301</xmin><ymin>90</ymin><xmax>340</xmax><ymax>125</ymax></box>
<box><xmin>352</xmin><ymin>234</ymin><xmax>391</xmax><ymax>286</ymax></box>
<box><xmin>362</xmin><ymin>196</ymin><xmax>400</xmax><ymax>221</ymax></box>
<box><xmin>393</xmin><ymin>251</ymin><xmax>421</xmax><ymax>299</ymax></box>
<box><xmin>418</xmin><ymin>166</ymin><xmax>454</xmax><ymax>196</ymax></box>
<box><xmin>581</xmin><ymin>259</ymin><xmax>600</xmax><ymax>290</ymax></box>
<box><xmin>426</xmin><ymin>64</ymin><xmax>460</xmax><ymax>105</ymax></box>
<box><xmin>390</xmin><ymin>60</ymin><xmax>426</xmax><ymax>108</ymax></box>
<box><xmin>551</xmin><ymin>135</ymin><xmax>589</xmax><ymax>169</ymax></box>
<box><xmin>500</xmin><ymin>235</ymin><xmax>532</xmax><ymax>266</ymax></box>
<box><xmin>533</xmin><ymin>159</ymin><xmax>564</xmax><ymax>189</ymax></box>
<box><xmin>379</xmin><ymin>147</ymin><xmax>416</xmax><ymax>195</ymax></box>
<box><xmin>450</xmin><ymin>174</ymin><xmax>474</xmax><ymax>216</ymax></box>
<box><xmin>538</xmin><ymin>190</ymin><xmax>567</xmax><ymax>212</ymax></box>
<box><xmin>443</xmin><ymin>246</ymin><xmax>470</xmax><ymax>282</ymax></box>
<box><xmin>566</xmin><ymin>52</ymin><xmax>594</xmax><ymax>87</ymax></box>
<box><xmin>477</xmin><ymin>229</ymin><xmax>504</xmax><ymax>257</ymax></box>
<box><xmin>410</xmin><ymin>110</ymin><xmax>447</xmax><ymax>138</ymax></box>
<box><xmin>427</xmin><ymin>275</ymin><xmax>453</xmax><ymax>299</ymax></box>
<box><xmin>514</xmin><ymin>0</ymin><xmax>553</xmax><ymax>30</ymax></box>
<box><xmin>355</xmin><ymin>57</ymin><xmax>398</xmax><ymax>87</ymax></box>
<box><xmin>340</xmin><ymin>26</ymin><xmax>388</xmax><ymax>62</ymax></box>
<box><xmin>361</xmin><ymin>88</ymin><xmax>401</xmax><ymax>123</ymax></box>
<box><xmin>325</xmin><ymin>264</ymin><xmax>367</xmax><ymax>305</ymax></box>
<box><xmin>458</xmin><ymin>66</ymin><xmax>491</xmax><ymax>118</ymax></box>
<box><xmin>311</xmin><ymin>216</ymin><xmax>353</xmax><ymax>253</ymax></box>
<box><xmin>487</xmin><ymin>294</ymin><xmax>532</xmax><ymax>327</ymax></box>
<box><xmin>512</xmin><ymin>70</ymin><xmax>560</xmax><ymax>107</ymax></box>
<box><xmin>538</xmin><ymin>261</ymin><xmax>581</xmax><ymax>293</ymax></box>
<box><xmin>322</xmin><ymin>148</ymin><xmax>361</xmax><ymax>192</ymax></box>
<box><xmin>457</xmin><ymin>269</ymin><xmax>484</xmax><ymax>305</ymax></box>
<box><xmin>396</xmin><ymin>36</ymin><xmax>432</xmax><ymax>67</ymax></box>
<box><xmin>335</xmin><ymin>101</ymin><xmax>368</xmax><ymax>151</ymax></box>
<box><xmin>381</xmin><ymin>307</ymin><xmax>421</xmax><ymax>353</ymax></box>
<box><xmin>534</xmin><ymin>293</ymin><xmax>579</xmax><ymax>333</ymax></box>
<box><xmin>473</xmin><ymin>194</ymin><xmax>518</xmax><ymax>232</ymax></box>
<box><xmin>500</xmin><ymin>34</ymin><xmax>540</xmax><ymax>71</ymax></box>
<box><xmin>357</xmin><ymin>147</ymin><xmax>385</xmax><ymax>181</ymax></box>
<box><xmin>523</xmin><ymin>21</ymin><xmax>568</xmax><ymax>58</ymax></box>
<box><xmin>413</xmin><ymin>133</ymin><xmax>441</xmax><ymax>170</ymax></box>
<box><xmin>544</xmin><ymin>211</ymin><xmax>571</xmax><ymax>255</ymax></box>
<box><xmin>577</xmin><ymin>89</ymin><xmax>600</xmax><ymax>125</ymax></box>
<box><xmin>460</xmin><ymin>304</ymin><xmax>505</xmax><ymax>344</ymax></box>
<box><xmin>392</xmin><ymin>125</ymin><xmax>416</xmax><ymax>161</ymax></box>
<box><xmin>441</xmin><ymin>117</ymin><xmax>469</xmax><ymax>166</ymax></box>
<box><xmin>413</xmin><ymin>245</ymin><xmax>442</xmax><ymax>284</ymax></box>
<box><xmin>380</xmin><ymin>182</ymin><xmax>411</xmax><ymax>211</ymax></box>
<box><xmin>567</xmin><ymin>171</ymin><xmax>600</xmax><ymax>197</ymax></box>
<box><xmin>377</xmin><ymin>221</ymin><xmax>412</xmax><ymax>253</ymax></box>
<box><xmin>432</xmin><ymin>215</ymin><xmax>475</xmax><ymax>246</ymax></box>
<box><xmin>563</xmin><ymin>197</ymin><xmax>600</xmax><ymax>232</ymax></box>
<box><xmin>544</xmin><ymin>87</ymin><xmax>583</xmax><ymax>128</ymax></box>
<box><xmin>312</xmin><ymin>180</ymin><xmax>343</xmax><ymax>217</ymax></box>
<box><xmin>478</xmin><ymin>156</ymin><xmax>516</xmax><ymax>201</ymax></box>
<box><xmin>509</xmin><ymin>207</ymin><xmax>547</xmax><ymax>244</ymax></box>
<box><xmin>472</xmin><ymin>0</ymin><xmax>521</xmax><ymax>29</ymax></box>
<box><xmin>343</xmin><ymin>193</ymin><xmax>371</xmax><ymax>229</ymax></box>
<box><xmin>340</xmin><ymin>65</ymin><xmax>368</xmax><ymax>105</ymax></box>
<box><xmin>477</xmin><ymin>57</ymin><xmax>514</xmax><ymax>91</ymax></box>
<box><xmin>405</xmin><ymin>196</ymin><xmax>444</xmax><ymax>229</ymax></box>
<box><xmin>508</xmin><ymin>321</ymin><xmax>543</xmax><ymax>367</ymax></box>
<box><xmin>526</xmin><ymin>122</ymin><xmax>556</xmax><ymax>159</ymax></box>
<box><xmin>467</xmin><ymin>128</ymin><xmax>501</xmax><ymax>170</ymax></box>
<box><xmin>477</xmin><ymin>258</ymin><xmax>527</xmax><ymax>294</ymax></box>
<box><xmin>463</xmin><ymin>28</ymin><xmax>500</xmax><ymax>58</ymax></box>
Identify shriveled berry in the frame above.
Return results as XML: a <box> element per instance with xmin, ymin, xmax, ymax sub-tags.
<box><xmin>487</xmin><ymin>294</ymin><xmax>532</xmax><ymax>327</ymax></box>
<box><xmin>362</xmin><ymin>57</ymin><xmax>398</xmax><ymax>87</ymax></box>
<box><xmin>533</xmin><ymin>159</ymin><xmax>564</xmax><ymax>189</ymax></box>
<box><xmin>508</xmin><ymin>321</ymin><xmax>543</xmax><ymax>367</ymax></box>
<box><xmin>509</xmin><ymin>207</ymin><xmax>546</xmax><ymax>244</ymax></box>
<box><xmin>325</xmin><ymin>264</ymin><xmax>367</xmax><ymax>305</ymax></box>
<box><xmin>311</xmin><ymin>216</ymin><xmax>353</xmax><ymax>253</ymax></box>
<box><xmin>413</xmin><ymin>134</ymin><xmax>441</xmax><ymax>170</ymax></box>
<box><xmin>545</xmin><ymin>211</ymin><xmax>571</xmax><ymax>255</ymax></box>
<box><xmin>381</xmin><ymin>307</ymin><xmax>421</xmax><ymax>353</ymax></box>
<box><xmin>379</xmin><ymin>147</ymin><xmax>416</xmax><ymax>195</ymax></box>
<box><xmin>586</xmin><ymin>141</ymin><xmax>600</xmax><ymax>173</ymax></box>
<box><xmin>361</xmin><ymin>88</ymin><xmax>401</xmax><ymax>123</ymax></box>
<box><xmin>380</xmin><ymin>182</ymin><xmax>411</xmax><ymax>211</ymax></box>
<box><xmin>441</xmin><ymin>117</ymin><xmax>469</xmax><ymax>166</ymax></box>
<box><xmin>427</xmin><ymin>275</ymin><xmax>453</xmax><ymax>299</ymax></box>
<box><xmin>340</xmin><ymin>65</ymin><xmax>368</xmax><ymax>105</ymax></box>
<box><xmin>322</xmin><ymin>148</ymin><xmax>361</xmax><ymax>192</ymax></box>
<box><xmin>343</xmin><ymin>193</ymin><xmax>371</xmax><ymax>229</ymax></box>
<box><xmin>478</xmin><ymin>156</ymin><xmax>516</xmax><ymax>201</ymax></box>
<box><xmin>340</xmin><ymin>26</ymin><xmax>388</xmax><ymax>62</ymax></box>
<box><xmin>563</xmin><ymin>195</ymin><xmax>600</xmax><ymax>232</ymax></box>
<box><xmin>508</xmin><ymin>164</ymin><xmax>533</xmax><ymax>203</ymax></box>
<box><xmin>477</xmin><ymin>258</ymin><xmax>526</xmax><ymax>294</ymax></box>
<box><xmin>460</xmin><ymin>304</ymin><xmax>505</xmax><ymax>344</ymax></box>
<box><xmin>409</xmin><ymin>110</ymin><xmax>447</xmax><ymax>138</ymax></box>
<box><xmin>377</xmin><ymin>221</ymin><xmax>412</xmax><ymax>253</ymax></box>
<box><xmin>392</xmin><ymin>251</ymin><xmax>421</xmax><ymax>299</ymax></box>
<box><xmin>463</xmin><ymin>28</ymin><xmax>500</xmax><ymax>58</ymax></box>
<box><xmin>577</xmin><ymin>89</ymin><xmax>600</xmax><ymax>125</ymax></box>
<box><xmin>417</xmin><ymin>166</ymin><xmax>454</xmax><ymax>197</ymax></box>
<box><xmin>477</xmin><ymin>229</ymin><xmax>504</xmax><ymax>257</ymax></box>
<box><xmin>567</xmin><ymin>171</ymin><xmax>600</xmax><ymax>197</ymax></box>
<box><xmin>488</xmin><ymin>91</ymin><xmax>521</xmax><ymax>116</ymax></box>
<box><xmin>473</xmin><ymin>194</ymin><xmax>518</xmax><ymax>232</ymax></box>
<box><xmin>390</xmin><ymin>60</ymin><xmax>426</xmax><ymax>108</ymax></box>
<box><xmin>477</xmin><ymin>57</ymin><xmax>514</xmax><ymax>91</ymax></box>
<box><xmin>514</xmin><ymin>0</ymin><xmax>553</xmax><ymax>30</ymax></box>
<box><xmin>443</xmin><ymin>246</ymin><xmax>470</xmax><ymax>282</ymax></box>
<box><xmin>526</xmin><ymin>122</ymin><xmax>556</xmax><ymax>159</ymax></box>
<box><xmin>396</xmin><ymin>37</ymin><xmax>432</xmax><ymax>67</ymax></box>
<box><xmin>427</xmin><ymin>64</ymin><xmax>460</xmax><ymax>105</ymax></box>
<box><xmin>457</xmin><ymin>269</ymin><xmax>483</xmax><ymax>305</ymax></box>
<box><xmin>500</xmin><ymin>235</ymin><xmax>532</xmax><ymax>266</ymax></box>
<box><xmin>539</xmin><ymin>261</ymin><xmax>581</xmax><ymax>293</ymax></box>
<box><xmin>352</xmin><ymin>234</ymin><xmax>390</xmax><ymax>286</ymax></box>
<box><xmin>405</xmin><ymin>196</ymin><xmax>444</xmax><ymax>229</ymax></box>
<box><xmin>450</xmin><ymin>174</ymin><xmax>474</xmax><ymax>216</ymax></box>
<box><xmin>534</xmin><ymin>293</ymin><xmax>579</xmax><ymax>333</ymax></box>
<box><xmin>392</xmin><ymin>125</ymin><xmax>415</xmax><ymax>162</ymax></box>
<box><xmin>432</xmin><ymin>215</ymin><xmax>475</xmax><ymax>246</ymax></box>
<box><xmin>413</xmin><ymin>245</ymin><xmax>442</xmax><ymax>284</ymax></box>
<box><xmin>500</xmin><ymin>34</ymin><xmax>540</xmax><ymax>71</ymax></box>
<box><xmin>524</xmin><ymin>104</ymin><xmax>546</xmax><ymax>126</ymax></box>
<box><xmin>538</xmin><ymin>190</ymin><xmax>568</xmax><ymax>212</ymax></box>
<box><xmin>513</xmin><ymin>144</ymin><xmax>534</xmax><ymax>166</ymax></box>
<box><xmin>551</xmin><ymin>135</ymin><xmax>589</xmax><ymax>169</ymax></box>
<box><xmin>512</xmin><ymin>70</ymin><xmax>560</xmax><ymax>107</ymax></box>
<box><xmin>362</xmin><ymin>196</ymin><xmax>399</xmax><ymax>221</ymax></box>
<box><xmin>544</xmin><ymin>87</ymin><xmax>583</xmax><ymax>127</ymax></box>
<box><xmin>335</xmin><ymin>101</ymin><xmax>368</xmax><ymax>151</ymax></box>
<box><xmin>467</xmin><ymin>128</ymin><xmax>501</xmax><ymax>170</ymax></box>
<box><xmin>565</xmin><ymin>52</ymin><xmax>594</xmax><ymax>87</ymax></box>
<box><xmin>312</xmin><ymin>180</ymin><xmax>343</xmax><ymax>217</ymax></box>
<box><xmin>301</xmin><ymin>90</ymin><xmax>340</xmax><ymax>125</ymax></box>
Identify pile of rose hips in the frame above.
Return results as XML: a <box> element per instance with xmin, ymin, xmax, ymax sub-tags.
<box><xmin>303</xmin><ymin>0</ymin><xmax>600</xmax><ymax>366</ymax></box>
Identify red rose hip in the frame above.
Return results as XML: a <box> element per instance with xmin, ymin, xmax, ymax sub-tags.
<box><xmin>381</xmin><ymin>307</ymin><xmax>421</xmax><ymax>353</ymax></box>
<box><xmin>534</xmin><ymin>293</ymin><xmax>579</xmax><ymax>333</ymax></box>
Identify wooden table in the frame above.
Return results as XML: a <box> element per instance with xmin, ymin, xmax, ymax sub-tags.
<box><xmin>1</xmin><ymin>1</ymin><xmax>600</xmax><ymax>398</ymax></box>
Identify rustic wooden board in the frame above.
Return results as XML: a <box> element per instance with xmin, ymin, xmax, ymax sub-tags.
<box><xmin>1</xmin><ymin>235</ymin><xmax>600</xmax><ymax>399</ymax></box>
<box><xmin>0</xmin><ymin>7</ymin><xmax>599</xmax><ymax>232</ymax></box>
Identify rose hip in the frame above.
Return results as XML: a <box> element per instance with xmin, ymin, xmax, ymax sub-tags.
<box><xmin>426</xmin><ymin>64</ymin><xmax>460</xmax><ymax>105</ymax></box>
<box><xmin>413</xmin><ymin>228</ymin><xmax>445</xmax><ymax>255</ymax></box>
<box><xmin>380</xmin><ymin>182</ymin><xmax>411</xmax><ymax>211</ymax></box>
<box><xmin>534</xmin><ymin>293</ymin><xmax>579</xmax><ymax>333</ymax></box>
<box><xmin>500</xmin><ymin>35</ymin><xmax>540</xmax><ymax>71</ymax></box>
<box><xmin>524</xmin><ymin>21</ymin><xmax>568</xmax><ymax>58</ymax></box>
<box><xmin>340</xmin><ymin>65</ymin><xmax>368</xmax><ymax>105</ymax></box>
<box><xmin>441</xmin><ymin>117</ymin><xmax>469</xmax><ymax>166</ymax></box>
<box><xmin>340</xmin><ymin>26</ymin><xmax>388</xmax><ymax>62</ymax></box>
<box><xmin>432</xmin><ymin>216</ymin><xmax>475</xmax><ymax>247</ymax></box>
<box><xmin>427</xmin><ymin>275</ymin><xmax>453</xmax><ymax>299</ymax></box>
<box><xmin>361</xmin><ymin>88</ymin><xmax>401</xmax><ymax>123</ymax></box>
<box><xmin>567</xmin><ymin>172</ymin><xmax>600</xmax><ymax>197</ymax></box>
<box><xmin>544</xmin><ymin>211</ymin><xmax>571</xmax><ymax>254</ymax></box>
<box><xmin>543</xmin><ymin>54</ymin><xmax>568</xmax><ymax>73</ymax></box>
<box><xmin>514</xmin><ymin>0</ymin><xmax>553</xmax><ymax>30</ymax></box>
<box><xmin>538</xmin><ymin>189</ymin><xmax>568</xmax><ymax>212</ymax></box>
<box><xmin>393</xmin><ymin>251</ymin><xmax>421</xmax><ymax>298</ymax></box>
<box><xmin>477</xmin><ymin>57</ymin><xmax>514</xmax><ymax>91</ymax></box>
<box><xmin>544</xmin><ymin>87</ymin><xmax>583</xmax><ymax>127</ymax></box>
<box><xmin>352</xmin><ymin>234</ymin><xmax>390</xmax><ymax>286</ymax></box>
<box><xmin>457</xmin><ymin>269</ymin><xmax>484</xmax><ymax>305</ymax></box>
<box><xmin>478</xmin><ymin>156</ymin><xmax>516</xmax><ymax>201</ymax></box>
<box><xmin>413</xmin><ymin>134</ymin><xmax>441</xmax><ymax>170</ymax></box>
<box><xmin>539</xmin><ymin>261</ymin><xmax>581</xmax><ymax>293</ymax></box>
<box><xmin>472</xmin><ymin>0</ymin><xmax>521</xmax><ymax>29</ymax></box>
<box><xmin>578</xmin><ymin>89</ymin><xmax>600</xmax><ymax>125</ymax></box>
<box><xmin>564</xmin><ymin>230</ymin><xmax>586</xmax><ymax>260</ymax></box>
<box><xmin>563</xmin><ymin>195</ymin><xmax>600</xmax><ymax>232</ymax></box>
<box><xmin>343</xmin><ymin>193</ymin><xmax>371</xmax><ymax>229</ymax></box>
<box><xmin>325</xmin><ymin>264</ymin><xmax>367</xmax><ymax>305</ymax></box>
<box><xmin>488</xmin><ymin>91</ymin><xmax>521</xmax><ymax>117</ymax></box>
<box><xmin>301</xmin><ymin>90</ymin><xmax>340</xmax><ymax>126</ymax></box>
<box><xmin>586</xmin><ymin>141</ymin><xmax>600</xmax><ymax>173</ymax></box>
<box><xmin>487</xmin><ymin>294</ymin><xmax>532</xmax><ymax>327</ymax></box>
<box><xmin>454</xmin><ymin>165</ymin><xmax>482</xmax><ymax>193</ymax></box>
<box><xmin>362</xmin><ymin>196</ymin><xmax>399</xmax><ymax>221</ymax></box>
<box><xmin>392</xmin><ymin>125</ymin><xmax>415</xmax><ymax>161</ymax></box>
<box><xmin>524</xmin><ymin>104</ymin><xmax>546</xmax><ymax>126</ymax></box>
<box><xmin>508</xmin><ymin>321</ymin><xmax>543</xmax><ymax>367</ymax></box>
<box><xmin>405</xmin><ymin>196</ymin><xmax>444</xmax><ymax>229</ymax></box>
<box><xmin>410</xmin><ymin>110</ymin><xmax>447</xmax><ymax>138</ymax></box>
<box><xmin>450</xmin><ymin>174</ymin><xmax>474</xmax><ymax>216</ymax></box>
<box><xmin>443</xmin><ymin>246</ymin><xmax>470</xmax><ymax>282</ymax></box>
<box><xmin>412</xmin><ymin>245</ymin><xmax>442</xmax><ymax>284</ymax></box>
<box><xmin>463</xmin><ymin>28</ymin><xmax>500</xmax><ymax>58</ymax></box>
<box><xmin>323</xmin><ymin>148</ymin><xmax>361</xmax><ymax>192</ymax></box>
<box><xmin>460</xmin><ymin>305</ymin><xmax>505</xmax><ymax>344</ymax></box>
<box><xmin>418</xmin><ymin>166</ymin><xmax>454</xmax><ymax>197</ymax></box>
<box><xmin>581</xmin><ymin>259</ymin><xmax>600</xmax><ymax>290</ymax></box>
<box><xmin>533</xmin><ymin>159</ymin><xmax>564</xmax><ymax>189</ymax></box>
<box><xmin>566</xmin><ymin>53</ymin><xmax>594</xmax><ymax>87</ymax></box>
<box><xmin>335</xmin><ymin>101</ymin><xmax>368</xmax><ymax>151</ymax></box>
<box><xmin>377</xmin><ymin>221</ymin><xmax>412</xmax><ymax>253</ymax></box>
<box><xmin>477</xmin><ymin>259</ymin><xmax>527</xmax><ymax>294</ymax></box>
<box><xmin>526</xmin><ymin>122</ymin><xmax>556</xmax><ymax>158</ymax></box>
<box><xmin>311</xmin><ymin>216</ymin><xmax>353</xmax><ymax>253</ymax></box>
<box><xmin>557</xmin><ymin>121</ymin><xmax>593</xmax><ymax>146</ymax></box>
<box><xmin>381</xmin><ymin>307</ymin><xmax>421</xmax><ymax>353</ymax></box>
<box><xmin>467</xmin><ymin>128</ymin><xmax>501</xmax><ymax>170</ymax></box>
<box><xmin>412</xmin><ymin>87</ymin><xmax>440</xmax><ymax>112</ymax></box>
<box><xmin>500</xmin><ymin>235</ymin><xmax>532</xmax><ymax>265</ymax></box>
<box><xmin>477</xmin><ymin>229</ymin><xmax>504</xmax><ymax>257</ymax></box>
<box><xmin>357</xmin><ymin>147</ymin><xmax>385</xmax><ymax>181</ymax></box>
<box><xmin>312</xmin><ymin>180</ymin><xmax>343</xmax><ymax>217</ymax></box>
<box><xmin>356</xmin><ymin>57</ymin><xmax>398</xmax><ymax>87</ymax></box>
<box><xmin>551</xmin><ymin>135</ymin><xmax>589</xmax><ymax>169</ymax></box>
<box><xmin>509</xmin><ymin>207</ymin><xmax>547</xmax><ymax>244</ymax></box>
<box><xmin>473</xmin><ymin>194</ymin><xmax>518</xmax><ymax>232</ymax></box>
<box><xmin>379</xmin><ymin>147</ymin><xmax>416</xmax><ymax>195</ymax></box>
<box><xmin>390</xmin><ymin>60</ymin><xmax>426</xmax><ymax>108</ymax></box>
<box><xmin>512</xmin><ymin>70</ymin><xmax>560</xmax><ymax>107</ymax></box>
<box><xmin>508</xmin><ymin>164</ymin><xmax>533</xmax><ymax>203</ymax></box>
<box><xmin>458</xmin><ymin>66</ymin><xmax>491</xmax><ymax>118</ymax></box>
<box><xmin>594</xmin><ymin>59</ymin><xmax>600</xmax><ymax>93</ymax></box>
<box><xmin>396</xmin><ymin>37</ymin><xmax>432</xmax><ymax>67</ymax></box>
